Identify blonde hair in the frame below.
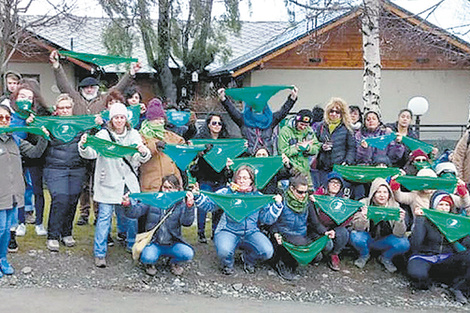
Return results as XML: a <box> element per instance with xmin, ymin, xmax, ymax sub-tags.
<box><xmin>324</xmin><ymin>97</ymin><xmax>352</xmax><ymax>130</ymax></box>
<box><xmin>55</xmin><ymin>93</ymin><xmax>74</xmax><ymax>107</ymax></box>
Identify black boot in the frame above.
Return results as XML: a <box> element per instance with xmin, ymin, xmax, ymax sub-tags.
<box><xmin>8</xmin><ymin>231</ymin><xmax>18</xmax><ymax>253</ymax></box>
<box><xmin>198</xmin><ymin>232</ymin><xmax>207</xmax><ymax>244</ymax></box>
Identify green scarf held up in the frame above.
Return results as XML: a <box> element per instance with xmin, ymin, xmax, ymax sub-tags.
<box><xmin>423</xmin><ymin>208</ymin><xmax>470</xmax><ymax>243</ymax></box>
<box><xmin>282</xmin><ymin>235</ymin><xmax>329</xmax><ymax>266</ymax></box>
<box><xmin>286</xmin><ymin>188</ymin><xmax>308</xmax><ymax>213</ymax></box>
<box><xmin>166</xmin><ymin>110</ymin><xmax>191</xmax><ymax>127</ymax></box>
<box><xmin>101</xmin><ymin>104</ymin><xmax>141</xmax><ymax>128</ymax></box>
<box><xmin>333</xmin><ymin>164</ymin><xmax>401</xmax><ymax>183</ymax></box>
<box><xmin>225</xmin><ymin>85</ymin><xmax>294</xmax><ymax>113</ymax></box>
<box><xmin>59</xmin><ymin>50</ymin><xmax>138</xmax><ymax>67</ymax></box>
<box><xmin>313</xmin><ymin>195</ymin><xmax>363</xmax><ymax>225</ymax></box>
<box><xmin>396</xmin><ymin>175</ymin><xmax>457</xmax><ymax>193</ymax></box>
<box><xmin>0</xmin><ymin>126</ymin><xmax>50</xmax><ymax>140</ymax></box>
<box><xmin>230</xmin><ymin>156</ymin><xmax>284</xmax><ymax>189</ymax></box>
<box><xmin>14</xmin><ymin>99</ymin><xmax>34</xmax><ymax>119</ymax></box>
<box><xmin>201</xmin><ymin>191</ymin><xmax>274</xmax><ymax>223</ymax></box>
<box><xmin>129</xmin><ymin>191</ymin><xmax>187</xmax><ymax>210</ymax></box>
<box><xmin>163</xmin><ymin>144</ymin><xmax>207</xmax><ymax>171</ymax></box>
<box><xmin>191</xmin><ymin>138</ymin><xmax>247</xmax><ymax>173</ymax></box>
<box><xmin>140</xmin><ymin>119</ymin><xmax>165</xmax><ymax>140</ymax></box>
<box><xmin>31</xmin><ymin>115</ymin><xmax>98</xmax><ymax>142</ymax></box>
<box><xmin>83</xmin><ymin>135</ymin><xmax>139</xmax><ymax>158</ymax></box>
<box><xmin>401</xmin><ymin>136</ymin><xmax>434</xmax><ymax>155</ymax></box>
<box><xmin>367</xmin><ymin>206</ymin><xmax>401</xmax><ymax>223</ymax></box>
<box><xmin>364</xmin><ymin>133</ymin><xmax>397</xmax><ymax>150</ymax></box>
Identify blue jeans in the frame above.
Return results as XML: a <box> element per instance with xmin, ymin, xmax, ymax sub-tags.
<box><xmin>94</xmin><ymin>203</ymin><xmax>137</xmax><ymax>257</ymax></box>
<box><xmin>350</xmin><ymin>231</ymin><xmax>410</xmax><ymax>260</ymax></box>
<box><xmin>0</xmin><ymin>208</ymin><xmax>17</xmax><ymax>259</ymax></box>
<box><xmin>23</xmin><ymin>168</ymin><xmax>34</xmax><ymax>213</ymax></box>
<box><xmin>214</xmin><ymin>230</ymin><xmax>273</xmax><ymax>268</ymax></box>
<box><xmin>140</xmin><ymin>242</ymin><xmax>194</xmax><ymax>265</ymax></box>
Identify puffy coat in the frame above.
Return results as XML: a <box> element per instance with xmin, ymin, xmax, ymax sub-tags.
<box><xmin>315</xmin><ymin>122</ymin><xmax>356</xmax><ymax>170</ymax></box>
<box><xmin>221</xmin><ymin>97</ymin><xmax>295</xmax><ymax>155</ymax></box>
<box><xmin>355</xmin><ymin>126</ymin><xmax>405</xmax><ymax>165</ymax></box>
<box><xmin>385</xmin><ymin>122</ymin><xmax>419</xmax><ymax>168</ymax></box>
<box><xmin>452</xmin><ymin>130</ymin><xmax>470</xmax><ymax>184</ymax></box>
<box><xmin>126</xmin><ymin>198</ymin><xmax>194</xmax><ymax>246</ymax></box>
<box><xmin>44</xmin><ymin>133</ymin><xmax>85</xmax><ymax>169</ymax></box>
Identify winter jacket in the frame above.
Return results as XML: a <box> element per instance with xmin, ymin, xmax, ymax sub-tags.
<box><xmin>355</xmin><ymin>126</ymin><xmax>405</xmax><ymax>165</ymax></box>
<box><xmin>313</xmin><ymin>188</ymin><xmax>353</xmax><ymax>229</ymax></box>
<box><xmin>409</xmin><ymin>216</ymin><xmax>470</xmax><ymax>255</ymax></box>
<box><xmin>385</xmin><ymin>122</ymin><xmax>419</xmax><ymax>168</ymax></box>
<box><xmin>126</xmin><ymin>198</ymin><xmax>194</xmax><ymax>246</ymax></box>
<box><xmin>352</xmin><ymin>178</ymin><xmax>407</xmax><ymax>239</ymax></box>
<box><xmin>53</xmin><ymin>64</ymin><xmax>133</xmax><ymax>115</ymax></box>
<box><xmin>315</xmin><ymin>122</ymin><xmax>356</xmax><ymax>170</ymax></box>
<box><xmin>221</xmin><ymin>96</ymin><xmax>296</xmax><ymax>155</ymax></box>
<box><xmin>0</xmin><ymin>133</ymin><xmax>48</xmax><ymax>210</ymax></box>
<box><xmin>195</xmin><ymin>187</ymin><xmax>283</xmax><ymax>236</ymax></box>
<box><xmin>44</xmin><ymin>133</ymin><xmax>86</xmax><ymax>169</ymax></box>
<box><xmin>139</xmin><ymin>130</ymin><xmax>185</xmax><ymax>192</ymax></box>
<box><xmin>278</xmin><ymin>118</ymin><xmax>320</xmax><ymax>177</ymax></box>
<box><xmin>78</xmin><ymin>127</ymin><xmax>151</xmax><ymax>204</ymax></box>
<box><xmin>452</xmin><ymin>130</ymin><xmax>470</xmax><ymax>184</ymax></box>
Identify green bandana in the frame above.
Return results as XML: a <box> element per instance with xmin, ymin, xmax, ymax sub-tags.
<box><xmin>201</xmin><ymin>191</ymin><xmax>274</xmax><ymax>223</ymax></box>
<box><xmin>166</xmin><ymin>110</ymin><xmax>191</xmax><ymax>127</ymax></box>
<box><xmin>129</xmin><ymin>191</ymin><xmax>187</xmax><ymax>210</ymax></box>
<box><xmin>423</xmin><ymin>208</ymin><xmax>470</xmax><ymax>242</ymax></box>
<box><xmin>367</xmin><ymin>206</ymin><xmax>401</xmax><ymax>223</ymax></box>
<box><xmin>59</xmin><ymin>50</ymin><xmax>138</xmax><ymax>67</ymax></box>
<box><xmin>364</xmin><ymin>133</ymin><xmax>397</xmax><ymax>150</ymax></box>
<box><xmin>396</xmin><ymin>175</ymin><xmax>457</xmax><ymax>193</ymax></box>
<box><xmin>225</xmin><ymin>85</ymin><xmax>294</xmax><ymax>113</ymax></box>
<box><xmin>163</xmin><ymin>144</ymin><xmax>207</xmax><ymax>171</ymax></box>
<box><xmin>282</xmin><ymin>235</ymin><xmax>329</xmax><ymax>266</ymax></box>
<box><xmin>230</xmin><ymin>156</ymin><xmax>284</xmax><ymax>189</ymax></box>
<box><xmin>140</xmin><ymin>119</ymin><xmax>165</xmax><ymax>140</ymax></box>
<box><xmin>414</xmin><ymin>161</ymin><xmax>431</xmax><ymax>171</ymax></box>
<box><xmin>333</xmin><ymin>165</ymin><xmax>401</xmax><ymax>183</ymax></box>
<box><xmin>191</xmin><ymin>139</ymin><xmax>247</xmax><ymax>173</ymax></box>
<box><xmin>0</xmin><ymin>126</ymin><xmax>50</xmax><ymax>140</ymax></box>
<box><xmin>402</xmin><ymin>136</ymin><xmax>434</xmax><ymax>155</ymax></box>
<box><xmin>31</xmin><ymin>115</ymin><xmax>98</xmax><ymax>142</ymax></box>
<box><xmin>286</xmin><ymin>188</ymin><xmax>308</xmax><ymax>213</ymax></box>
<box><xmin>83</xmin><ymin>135</ymin><xmax>139</xmax><ymax>158</ymax></box>
<box><xmin>313</xmin><ymin>195</ymin><xmax>363</xmax><ymax>225</ymax></box>
<box><xmin>101</xmin><ymin>104</ymin><xmax>141</xmax><ymax>127</ymax></box>
<box><xmin>15</xmin><ymin>99</ymin><xmax>34</xmax><ymax>119</ymax></box>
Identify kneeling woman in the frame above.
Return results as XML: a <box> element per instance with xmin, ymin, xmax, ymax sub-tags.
<box><xmin>125</xmin><ymin>175</ymin><xmax>195</xmax><ymax>276</ymax></box>
<box><xmin>196</xmin><ymin>165</ymin><xmax>283</xmax><ymax>275</ymax></box>
<box><xmin>350</xmin><ymin>178</ymin><xmax>409</xmax><ymax>273</ymax></box>
<box><xmin>407</xmin><ymin>191</ymin><xmax>470</xmax><ymax>304</ymax></box>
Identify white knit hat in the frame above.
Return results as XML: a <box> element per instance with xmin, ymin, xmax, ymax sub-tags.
<box><xmin>109</xmin><ymin>102</ymin><xmax>128</xmax><ymax>120</ymax></box>
<box><xmin>435</xmin><ymin>162</ymin><xmax>457</xmax><ymax>176</ymax></box>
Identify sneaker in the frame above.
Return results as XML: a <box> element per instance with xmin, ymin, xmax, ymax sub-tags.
<box><xmin>354</xmin><ymin>254</ymin><xmax>370</xmax><ymax>269</ymax></box>
<box><xmin>25</xmin><ymin>211</ymin><xmax>35</xmax><ymax>224</ymax></box>
<box><xmin>107</xmin><ymin>234</ymin><xmax>114</xmax><ymax>247</ymax></box>
<box><xmin>8</xmin><ymin>231</ymin><xmax>18</xmax><ymax>253</ymax></box>
<box><xmin>170</xmin><ymin>263</ymin><xmax>184</xmax><ymax>276</ymax></box>
<box><xmin>274</xmin><ymin>262</ymin><xmax>294</xmax><ymax>281</ymax></box>
<box><xmin>35</xmin><ymin>224</ymin><xmax>47</xmax><ymax>236</ymax></box>
<box><xmin>76</xmin><ymin>216</ymin><xmax>88</xmax><ymax>226</ymax></box>
<box><xmin>62</xmin><ymin>236</ymin><xmax>76</xmax><ymax>247</ymax></box>
<box><xmin>145</xmin><ymin>265</ymin><xmax>157</xmax><ymax>276</ymax></box>
<box><xmin>450</xmin><ymin>288</ymin><xmax>468</xmax><ymax>305</ymax></box>
<box><xmin>46</xmin><ymin>239</ymin><xmax>60</xmax><ymax>252</ymax></box>
<box><xmin>0</xmin><ymin>258</ymin><xmax>14</xmax><ymax>275</ymax></box>
<box><xmin>94</xmin><ymin>257</ymin><xmax>106</xmax><ymax>268</ymax></box>
<box><xmin>221</xmin><ymin>266</ymin><xmax>234</xmax><ymax>275</ymax></box>
<box><xmin>328</xmin><ymin>254</ymin><xmax>341</xmax><ymax>271</ymax></box>
<box><xmin>378</xmin><ymin>256</ymin><xmax>397</xmax><ymax>273</ymax></box>
<box><xmin>198</xmin><ymin>232</ymin><xmax>207</xmax><ymax>244</ymax></box>
<box><xmin>116</xmin><ymin>232</ymin><xmax>127</xmax><ymax>242</ymax></box>
<box><xmin>16</xmin><ymin>224</ymin><xmax>26</xmax><ymax>237</ymax></box>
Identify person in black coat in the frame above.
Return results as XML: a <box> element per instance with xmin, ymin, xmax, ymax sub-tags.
<box><xmin>124</xmin><ymin>174</ymin><xmax>195</xmax><ymax>276</ymax></box>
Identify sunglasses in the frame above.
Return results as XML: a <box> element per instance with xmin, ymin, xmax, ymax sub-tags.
<box><xmin>210</xmin><ymin>121</ymin><xmax>222</xmax><ymax>126</ymax></box>
<box><xmin>0</xmin><ymin>114</ymin><xmax>11</xmax><ymax>121</ymax></box>
<box><xmin>329</xmin><ymin>110</ymin><xmax>341</xmax><ymax>115</ymax></box>
<box><xmin>294</xmin><ymin>188</ymin><xmax>308</xmax><ymax>195</ymax></box>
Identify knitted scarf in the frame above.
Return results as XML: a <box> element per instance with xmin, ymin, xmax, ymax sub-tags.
<box><xmin>328</xmin><ymin>119</ymin><xmax>341</xmax><ymax>134</ymax></box>
<box><xmin>286</xmin><ymin>188</ymin><xmax>308</xmax><ymax>213</ymax></box>
<box><xmin>140</xmin><ymin>119</ymin><xmax>165</xmax><ymax>140</ymax></box>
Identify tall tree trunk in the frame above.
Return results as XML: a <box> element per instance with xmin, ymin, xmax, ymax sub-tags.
<box><xmin>157</xmin><ymin>0</ymin><xmax>176</xmax><ymax>102</ymax></box>
<box><xmin>361</xmin><ymin>0</ymin><xmax>381</xmax><ymax>113</ymax></box>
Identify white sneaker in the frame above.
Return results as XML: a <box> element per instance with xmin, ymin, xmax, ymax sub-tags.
<box><xmin>62</xmin><ymin>236</ymin><xmax>76</xmax><ymax>247</ymax></box>
<box><xmin>35</xmin><ymin>224</ymin><xmax>47</xmax><ymax>236</ymax></box>
<box><xmin>46</xmin><ymin>239</ymin><xmax>59</xmax><ymax>252</ymax></box>
<box><xmin>16</xmin><ymin>224</ymin><xmax>26</xmax><ymax>237</ymax></box>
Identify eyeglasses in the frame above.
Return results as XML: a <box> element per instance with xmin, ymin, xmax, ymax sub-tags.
<box><xmin>210</xmin><ymin>121</ymin><xmax>222</xmax><ymax>126</ymax></box>
<box><xmin>0</xmin><ymin>115</ymin><xmax>11</xmax><ymax>121</ymax></box>
<box><xmin>329</xmin><ymin>110</ymin><xmax>341</xmax><ymax>115</ymax></box>
<box><xmin>294</xmin><ymin>188</ymin><xmax>308</xmax><ymax>195</ymax></box>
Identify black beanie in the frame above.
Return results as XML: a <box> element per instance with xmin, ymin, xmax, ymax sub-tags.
<box><xmin>295</xmin><ymin>109</ymin><xmax>314</xmax><ymax>125</ymax></box>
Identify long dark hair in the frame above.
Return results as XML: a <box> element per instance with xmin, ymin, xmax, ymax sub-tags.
<box><xmin>161</xmin><ymin>174</ymin><xmax>182</xmax><ymax>191</ymax></box>
<box><xmin>195</xmin><ymin>113</ymin><xmax>230</xmax><ymax>139</ymax></box>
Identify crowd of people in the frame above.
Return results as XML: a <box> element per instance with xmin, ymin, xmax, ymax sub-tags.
<box><xmin>0</xmin><ymin>50</ymin><xmax>469</xmax><ymax>304</ymax></box>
